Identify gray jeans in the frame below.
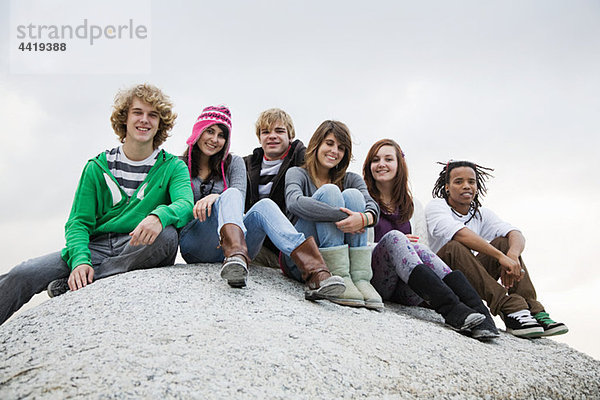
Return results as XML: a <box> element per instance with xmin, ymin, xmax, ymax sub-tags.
<box><xmin>0</xmin><ymin>226</ymin><xmax>178</xmax><ymax>325</ymax></box>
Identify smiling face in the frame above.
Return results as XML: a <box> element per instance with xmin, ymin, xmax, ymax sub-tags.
<box><xmin>197</xmin><ymin>124</ymin><xmax>226</xmax><ymax>157</ymax></box>
<box><xmin>370</xmin><ymin>145</ymin><xmax>398</xmax><ymax>185</ymax></box>
<box><xmin>259</xmin><ymin>121</ymin><xmax>290</xmax><ymax>160</ymax></box>
<box><xmin>446</xmin><ymin>166</ymin><xmax>478</xmax><ymax>213</ymax></box>
<box><xmin>316</xmin><ymin>133</ymin><xmax>346</xmax><ymax>172</ymax></box>
<box><xmin>125</xmin><ymin>97</ymin><xmax>160</xmax><ymax>146</ymax></box>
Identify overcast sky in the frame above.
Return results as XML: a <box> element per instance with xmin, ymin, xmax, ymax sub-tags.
<box><xmin>1</xmin><ymin>0</ymin><xmax>599</xmax><ymax>359</ymax></box>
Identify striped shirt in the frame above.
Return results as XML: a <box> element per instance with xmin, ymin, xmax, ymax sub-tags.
<box><xmin>258</xmin><ymin>158</ymin><xmax>284</xmax><ymax>199</ymax></box>
<box><xmin>105</xmin><ymin>146</ymin><xmax>159</xmax><ymax>197</ymax></box>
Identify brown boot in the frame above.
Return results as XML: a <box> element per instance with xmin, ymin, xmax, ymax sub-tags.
<box><xmin>290</xmin><ymin>237</ymin><xmax>345</xmax><ymax>300</ymax></box>
<box><xmin>219</xmin><ymin>223</ymin><xmax>250</xmax><ymax>288</ymax></box>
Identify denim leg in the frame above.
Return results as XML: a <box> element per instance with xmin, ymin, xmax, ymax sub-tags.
<box><xmin>0</xmin><ymin>252</ymin><xmax>70</xmax><ymax>324</ymax></box>
<box><xmin>243</xmin><ymin>199</ymin><xmax>306</xmax><ymax>260</ymax></box>
<box><xmin>285</xmin><ymin>185</ymin><xmax>347</xmax><ymax>282</ymax></box>
<box><xmin>180</xmin><ymin>188</ymin><xmax>247</xmax><ymax>263</ymax></box>
<box><xmin>294</xmin><ymin>219</ymin><xmax>319</xmax><ymax>245</ymax></box>
<box><xmin>298</xmin><ymin>184</ymin><xmax>344</xmax><ymax>248</ymax></box>
<box><xmin>93</xmin><ymin>226</ymin><xmax>179</xmax><ymax>279</ymax></box>
<box><xmin>341</xmin><ymin>188</ymin><xmax>368</xmax><ymax>248</ymax></box>
<box><xmin>215</xmin><ymin>188</ymin><xmax>246</xmax><ymax>235</ymax></box>
<box><xmin>179</xmin><ymin>217</ymin><xmax>224</xmax><ymax>263</ymax></box>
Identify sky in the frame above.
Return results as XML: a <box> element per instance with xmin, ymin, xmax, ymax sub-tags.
<box><xmin>1</xmin><ymin>0</ymin><xmax>599</xmax><ymax>360</ymax></box>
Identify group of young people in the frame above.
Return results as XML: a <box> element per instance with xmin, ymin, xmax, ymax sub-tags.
<box><xmin>0</xmin><ymin>83</ymin><xmax>568</xmax><ymax>341</ymax></box>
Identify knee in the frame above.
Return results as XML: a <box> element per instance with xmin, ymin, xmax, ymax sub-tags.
<box><xmin>159</xmin><ymin>225</ymin><xmax>179</xmax><ymax>251</ymax></box>
<box><xmin>342</xmin><ymin>188</ymin><xmax>365</xmax><ymax>210</ymax></box>
<box><xmin>437</xmin><ymin>240</ymin><xmax>476</xmax><ymax>269</ymax></box>
<box><xmin>316</xmin><ymin>184</ymin><xmax>344</xmax><ymax>207</ymax></box>
<box><xmin>220</xmin><ymin>187</ymin><xmax>243</xmax><ymax>203</ymax></box>
<box><xmin>320</xmin><ymin>183</ymin><xmax>341</xmax><ymax>195</ymax></box>
<box><xmin>252</xmin><ymin>198</ymin><xmax>278</xmax><ymax>214</ymax></box>
<box><xmin>489</xmin><ymin>236</ymin><xmax>509</xmax><ymax>251</ymax></box>
<box><xmin>380</xmin><ymin>230</ymin><xmax>409</xmax><ymax>246</ymax></box>
<box><xmin>441</xmin><ymin>240</ymin><xmax>471</xmax><ymax>255</ymax></box>
<box><xmin>179</xmin><ymin>219</ymin><xmax>197</xmax><ymax>245</ymax></box>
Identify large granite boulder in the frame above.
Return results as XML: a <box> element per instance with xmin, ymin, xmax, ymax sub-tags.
<box><xmin>1</xmin><ymin>264</ymin><xmax>598</xmax><ymax>399</ymax></box>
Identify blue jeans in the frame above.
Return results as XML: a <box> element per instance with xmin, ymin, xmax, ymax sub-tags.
<box><xmin>179</xmin><ymin>188</ymin><xmax>305</xmax><ymax>263</ymax></box>
<box><xmin>294</xmin><ymin>184</ymin><xmax>367</xmax><ymax>248</ymax></box>
<box><xmin>0</xmin><ymin>226</ymin><xmax>179</xmax><ymax>325</ymax></box>
<box><xmin>284</xmin><ymin>184</ymin><xmax>368</xmax><ymax>282</ymax></box>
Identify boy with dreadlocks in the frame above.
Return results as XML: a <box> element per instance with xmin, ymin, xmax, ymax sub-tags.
<box><xmin>425</xmin><ymin>160</ymin><xmax>567</xmax><ymax>338</ymax></box>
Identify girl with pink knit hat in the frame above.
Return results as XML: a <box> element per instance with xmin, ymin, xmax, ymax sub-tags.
<box><xmin>179</xmin><ymin>106</ymin><xmax>345</xmax><ymax>300</ymax></box>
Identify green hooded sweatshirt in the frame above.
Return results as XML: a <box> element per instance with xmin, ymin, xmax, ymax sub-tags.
<box><xmin>60</xmin><ymin>149</ymin><xmax>193</xmax><ymax>270</ymax></box>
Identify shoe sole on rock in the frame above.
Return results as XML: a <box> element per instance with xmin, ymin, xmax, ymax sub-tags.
<box><xmin>471</xmin><ymin>329</ymin><xmax>500</xmax><ymax>340</ymax></box>
<box><xmin>304</xmin><ymin>277</ymin><xmax>346</xmax><ymax>300</ymax></box>
<box><xmin>506</xmin><ymin>326</ymin><xmax>545</xmax><ymax>338</ymax></box>
<box><xmin>47</xmin><ymin>279</ymin><xmax>70</xmax><ymax>298</ymax></box>
<box><xmin>220</xmin><ymin>260</ymin><xmax>248</xmax><ymax>288</ymax></box>
<box><xmin>540</xmin><ymin>325</ymin><xmax>569</xmax><ymax>337</ymax></box>
<box><xmin>363</xmin><ymin>300</ymin><xmax>385</xmax><ymax>311</ymax></box>
<box><xmin>453</xmin><ymin>313</ymin><xmax>486</xmax><ymax>332</ymax></box>
<box><xmin>329</xmin><ymin>298</ymin><xmax>365</xmax><ymax>307</ymax></box>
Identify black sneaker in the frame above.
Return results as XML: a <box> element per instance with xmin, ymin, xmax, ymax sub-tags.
<box><xmin>502</xmin><ymin>310</ymin><xmax>544</xmax><ymax>338</ymax></box>
<box><xmin>470</xmin><ymin>318</ymin><xmax>500</xmax><ymax>340</ymax></box>
<box><xmin>533</xmin><ymin>312</ymin><xmax>569</xmax><ymax>336</ymax></box>
<box><xmin>47</xmin><ymin>278</ymin><xmax>70</xmax><ymax>298</ymax></box>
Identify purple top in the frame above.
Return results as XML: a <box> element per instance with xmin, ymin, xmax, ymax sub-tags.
<box><xmin>374</xmin><ymin>207</ymin><xmax>411</xmax><ymax>242</ymax></box>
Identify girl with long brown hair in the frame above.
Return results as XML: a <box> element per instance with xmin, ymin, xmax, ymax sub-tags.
<box><xmin>283</xmin><ymin>120</ymin><xmax>383</xmax><ymax>309</ymax></box>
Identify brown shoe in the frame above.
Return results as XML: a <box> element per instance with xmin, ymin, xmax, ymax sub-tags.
<box><xmin>290</xmin><ymin>237</ymin><xmax>345</xmax><ymax>300</ymax></box>
<box><xmin>219</xmin><ymin>224</ymin><xmax>250</xmax><ymax>288</ymax></box>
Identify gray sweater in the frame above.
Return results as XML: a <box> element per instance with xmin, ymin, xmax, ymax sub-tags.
<box><xmin>191</xmin><ymin>154</ymin><xmax>247</xmax><ymax>202</ymax></box>
<box><xmin>284</xmin><ymin>167</ymin><xmax>380</xmax><ymax>225</ymax></box>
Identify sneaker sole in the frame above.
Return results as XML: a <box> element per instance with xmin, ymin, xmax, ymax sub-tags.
<box><xmin>471</xmin><ymin>329</ymin><xmax>500</xmax><ymax>340</ymax></box>
<box><xmin>220</xmin><ymin>263</ymin><xmax>248</xmax><ymax>288</ymax></box>
<box><xmin>458</xmin><ymin>313</ymin><xmax>487</xmax><ymax>331</ymax></box>
<box><xmin>506</xmin><ymin>327</ymin><xmax>545</xmax><ymax>338</ymax></box>
<box><xmin>540</xmin><ymin>326</ymin><xmax>569</xmax><ymax>337</ymax></box>
<box><xmin>47</xmin><ymin>281</ymin><xmax>70</xmax><ymax>298</ymax></box>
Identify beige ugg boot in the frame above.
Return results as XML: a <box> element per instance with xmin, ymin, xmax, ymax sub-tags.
<box><xmin>349</xmin><ymin>246</ymin><xmax>384</xmax><ymax>310</ymax></box>
<box><xmin>319</xmin><ymin>244</ymin><xmax>364</xmax><ymax>307</ymax></box>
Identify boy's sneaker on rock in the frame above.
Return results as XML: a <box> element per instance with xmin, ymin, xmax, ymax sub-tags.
<box><xmin>502</xmin><ymin>309</ymin><xmax>544</xmax><ymax>338</ymax></box>
<box><xmin>47</xmin><ymin>278</ymin><xmax>70</xmax><ymax>298</ymax></box>
<box><xmin>533</xmin><ymin>311</ymin><xmax>569</xmax><ymax>336</ymax></box>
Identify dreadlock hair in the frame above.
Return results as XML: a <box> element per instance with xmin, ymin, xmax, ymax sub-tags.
<box><xmin>303</xmin><ymin>120</ymin><xmax>353</xmax><ymax>190</ymax></box>
<box><xmin>182</xmin><ymin>123</ymin><xmax>232</xmax><ymax>181</ymax></box>
<box><xmin>432</xmin><ymin>160</ymin><xmax>494</xmax><ymax>223</ymax></box>
<box><xmin>363</xmin><ymin>138</ymin><xmax>414</xmax><ymax>223</ymax></box>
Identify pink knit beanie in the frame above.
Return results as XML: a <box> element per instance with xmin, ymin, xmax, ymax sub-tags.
<box><xmin>185</xmin><ymin>105</ymin><xmax>233</xmax><ymax>189</ymax></box>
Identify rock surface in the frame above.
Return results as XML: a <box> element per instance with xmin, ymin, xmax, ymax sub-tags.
<box><xmin>1</xmin><ymin>263</ymin><xmax>599</xmax><ymax>399</ymax></box>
